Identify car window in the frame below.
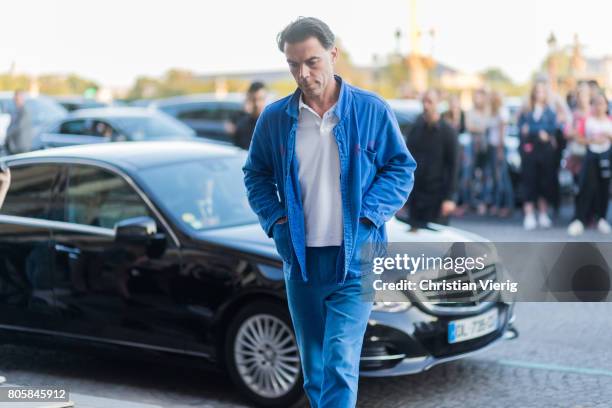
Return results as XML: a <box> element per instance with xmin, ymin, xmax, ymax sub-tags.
<box><xmin>0</xmin><ymin>164</ymin><xmax>61</xmax><ymax>219</ymax></box>
<box><xmin>59</xmin><ymin>119</ymin><xmax>91</xmax><ymax>135</ymax></box>
<box><xmin>65</xmin><ymin>165</ymin><xmax>151</xmax><ymax>228</ymax></box>
<box><xmin>175</xmin><ymin>103</ymin><xmax>242</xmax><ymax>121</ymax></box>
<box><xmin>90</xmin><ymin>120</ymin><xmax>118</xmax><ymax>138</ymax></box>
<box><xmin>110</xmin><ymin>114</ymin><xmax>194</xmax><ymax>140</ymax></box>
<box><xmin>138</xmin><ymin>155</ymin><xmax>257</xmax><ymax>231</ymax></box>
<box><xmin>176</xmin><ymin>104</ymin><xmax>217</xmax><ymax>121</ymax></box>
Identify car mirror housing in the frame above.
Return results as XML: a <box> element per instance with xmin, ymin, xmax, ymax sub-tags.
<box><xmin>114</xmin><ymin>216</ymin><xmax>158</xmax><ymax>242</ymax></box>
<box><xmin>115</xmin><ymin>216</ymin><xmax>167</xmax><ymax>258</ymax></box>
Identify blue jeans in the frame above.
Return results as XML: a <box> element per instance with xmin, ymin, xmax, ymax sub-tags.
<box><xmin>457</xmin><ymin>139</ymin><xmax>475</xmax><ymax>206</ymax></box>
<box><xmin>483</xmin><ymin>146</ymin><xmax>514</xmax><ymax>209</ymax></box>
<box><xmin>285</xmin><ymin>246</ymin><xmax>373</xmax><ymax>408</ymax></box>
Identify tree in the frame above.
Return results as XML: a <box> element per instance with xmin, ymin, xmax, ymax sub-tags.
<box><xmin>481</xmin><ymin>67</ymin><xmax>513</xmax><ymax>84</ymax></box>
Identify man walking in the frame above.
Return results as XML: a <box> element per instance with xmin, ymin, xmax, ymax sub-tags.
<box><xmin>406</xmin><ymin>89</ymin><xmax>459</xmax><ymax>229</ymax></box>
<box><xmin>4</xmin><ymin>90</ymin><xmax>32</xmax><ymax>155</ymax></box>
<box><xmin>234</xmin><ymin>81</ymin><xmax>267</xmax><ymax>150</ymax></box>
<box><xmin>243</xmin><ymin>17</ymin><xmax>416</xmax><ymax>408</ymax></box>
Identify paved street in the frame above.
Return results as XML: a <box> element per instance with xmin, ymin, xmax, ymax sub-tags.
<box><xmin>450</xmin><ymin>201</ymin><xmax>612</xmax><ymax>242</ymax></box>
<box><xmin>1</xmin><ymin>210</ymin><xmax>611</xmax><ymax>408</ymax></box>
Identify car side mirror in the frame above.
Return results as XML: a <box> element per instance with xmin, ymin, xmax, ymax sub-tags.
<box><xmin>115</xmin><ymin>216</ymin><xmax>158</xmax><ymax>242</ymax></box>
<box><xmin>114</xmin><ymin>216</ymin><xmax>167</xmax><ymax>258</ymax></box>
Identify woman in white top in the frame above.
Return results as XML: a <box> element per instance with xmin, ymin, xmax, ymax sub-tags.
<box><xmin>567</xmin><ymin>92</ymin><xmax>612</xmax><ymax>236</ymax></box>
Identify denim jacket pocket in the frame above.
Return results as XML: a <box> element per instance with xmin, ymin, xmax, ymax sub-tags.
<box><xmin>272</xmin><ymin>222</ymin><xmax>293</xmax><ymax>264</ymax></box>
<box><xmin>355</xmin><ymin>220</ymin><xmax>377</xmax><ymax>265</ymax></box>
<box><xmin>360</xmin><ymin>147</ymin><xmax>377</xmax><ymax>188</ymax></box>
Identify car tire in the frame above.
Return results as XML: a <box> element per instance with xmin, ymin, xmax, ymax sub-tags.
<box><xmin>225</xmin><ymin>301</ymin><xmax>304</xmax><ymax>408</ymax></box>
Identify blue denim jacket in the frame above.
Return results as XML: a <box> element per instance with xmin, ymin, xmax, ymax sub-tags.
<box><xmin>243</xmin><ymin>76</ymin><xmax>416</xmax><ymax>282</ymax></box>
<box><xmin>517</xmin><ymin>107</ymin><xmax>558</xmax><ymax>146</ymax></box>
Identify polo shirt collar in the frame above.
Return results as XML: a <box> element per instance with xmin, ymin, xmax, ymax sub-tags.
<box><xmin>286</xmin><ymin>74</ymin><xmax>349</xmax><ymax>121</ymax></box>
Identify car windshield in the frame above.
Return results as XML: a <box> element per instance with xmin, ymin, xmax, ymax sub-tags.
<box><xmin>138</xmin><ymin>155</ymin><xmax>258</xmax><ymax>231</ymax></box>
<box><xmin>111</xmin><ymin>114</ymin><xmax>195</xmax><ymax>140</ymax></box>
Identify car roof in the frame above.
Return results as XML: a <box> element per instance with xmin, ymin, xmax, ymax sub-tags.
<box><xmin>3</xmin><ymin>140</ymin><xmax>244</xmax><ymax>170</ymax></box>
<box><xmin>150</xmin><ymin>93</ymin><xmax>245</xmax><ymax>107</ymax></box>
<box><xmin>67</xmin><ymin>106</ymin><xmax>159</xmax><ymax>119</ymax></box>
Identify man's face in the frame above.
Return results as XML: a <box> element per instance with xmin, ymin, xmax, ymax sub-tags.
<box><xmin>422</xmin><ymin>92</ymin><xmax>439</xmax><ymax>122</ymax></box>
<box><xmin>284</xmin><ymin>37</ymin><xmax>337</xmax><ymax>100</ymax></box>
<box><xmin>249</xmin><ymin>89</ymin><xmax>267</xmax><ymax>117</ymax></box>
<box><xmin>473</xmin><ymin>91</ymin><xmax>486</xmax><ymax>109</ymax></box>
<box><xmin>14</xmin><ymin>92</ymin><xmax>25</xmax><ymax>108</ymax></box>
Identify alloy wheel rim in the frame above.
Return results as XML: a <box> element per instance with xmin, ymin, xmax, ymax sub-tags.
<box><xmin>234</xmin><ymin>314</ymin><xmax>300</xmax><ymax>398</ymax></box>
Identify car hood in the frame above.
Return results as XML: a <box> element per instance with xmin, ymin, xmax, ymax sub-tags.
<box><xmin>194</xmin><ymin>218</ymin><xmax>487</xmax><ymax>262</ymax></box>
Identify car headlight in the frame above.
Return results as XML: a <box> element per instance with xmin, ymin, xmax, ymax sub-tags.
<box><xmin>372</xmin><ymin>300</ymin><xmax>411</xmax><ymax>313</ymax></box>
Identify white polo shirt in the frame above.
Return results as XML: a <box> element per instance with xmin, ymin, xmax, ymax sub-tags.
<box><xmin>296</xmin><ymin>96</ymin><xmax>343</xmax><ymax>247</ymax></box>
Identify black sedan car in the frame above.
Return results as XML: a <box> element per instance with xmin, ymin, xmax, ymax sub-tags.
<box><xmin>0</xmin><ymin>141</ymin><xmax>516</xmax><ymax>407</ymax></box>
<box><xmin>32</xmin><ymin>107</ymin><xmax>198</xmax><ymax>150</ymax></box>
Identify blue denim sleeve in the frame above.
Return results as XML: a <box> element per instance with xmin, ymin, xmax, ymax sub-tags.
<box><xmin>242</xmin><ymin>112</ymin><xmax>286</xmax><ymax>238</ymax></box>
<box><xmin>360</xmin><ymin>105</ymin><xmax>417</xmax><ymax>228</ymax></box>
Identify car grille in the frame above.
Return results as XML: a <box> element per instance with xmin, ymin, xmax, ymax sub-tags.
<box><xmin>408</xmin><ymin>264</ymin><xmax>500</xmax><ymax>314</ymax></box>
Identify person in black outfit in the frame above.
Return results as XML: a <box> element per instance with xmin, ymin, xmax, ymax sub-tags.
<box><xmin>406</xmin><ymin>89</ymin><xmax>459</xmax><ymax>230</ymax></box>
<box><xmin>233</xmin><ymin>81</ymin><xmax>267</xmax><ymax>150</ymax></box>
<box><xmin>517</xmin><ymin>81</ymin><xmax>558</xmax><ymax>230</ymax></box>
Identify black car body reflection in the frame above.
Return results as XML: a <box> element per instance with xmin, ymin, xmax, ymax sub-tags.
<box><xmin>0</xmin><ymin>141</ymin><xmax>516</xmax><ymax>407</ymax></box>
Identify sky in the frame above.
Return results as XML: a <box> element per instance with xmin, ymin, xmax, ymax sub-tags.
<box><xmin>2</xmin><ymin>0</ymin><xmax>612</xmax><ymax>89</ymax></box>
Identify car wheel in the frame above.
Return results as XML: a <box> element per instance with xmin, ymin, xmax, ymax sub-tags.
<box><xmin>225</xmin><ymin>301</ymin><xmax>303</xmax><ymax>407</ymax></box>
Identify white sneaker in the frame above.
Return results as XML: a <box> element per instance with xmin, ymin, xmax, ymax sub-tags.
<box><xmin>567</xmin><ymin>220</ymin><xmax>584</xmax><ymax>236</ymax></box>
<box><xmin>523</xmin><ymin>213</ymin><xmax>537</xmax><ymax>230</ymax></box>
<box><xmin>597</xmin><ymin>219</ymin><xmax>611</xmax><ymax>234</ymax></box>
<box><xmin>538</xmin><ymin>212</ymin><xmax>552</xmax><ymax>229</ymax></box>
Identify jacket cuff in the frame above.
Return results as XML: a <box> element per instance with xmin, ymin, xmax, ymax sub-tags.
<box><xmin>360</xmin><ymin>209</ymin><xmax>384</xmax><ymax>229</ymax></box>
<box><xmin>264</xmin><ymin>207</ymin><xmax>287</xmax><ymax>238</ymax></box>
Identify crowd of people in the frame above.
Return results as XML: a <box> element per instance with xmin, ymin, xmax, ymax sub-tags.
<box><xmin>231</xmin><ymin>79</ymin><xmax>612</xmax><ymax>237</ymax></box>
<box><xmin>399</xmin><ymin>80</ymin><xmax>612</xmax><ymax>236</ymax></box>
<box><xmin>3</xmin><ymin>78</ymin><xmax>608</xmax><ymax>238</ymax></box>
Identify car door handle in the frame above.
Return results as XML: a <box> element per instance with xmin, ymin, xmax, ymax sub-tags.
<box><xmin>54</xmin><ymin>244</ymin><xmax>81</xmax><ymax>256</ymax></box>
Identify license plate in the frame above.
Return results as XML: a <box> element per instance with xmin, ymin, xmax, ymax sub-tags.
<box><xmin>448</xmin><ymin>308</ymin><xmax>498</xmax><ymax>344</ymax></box>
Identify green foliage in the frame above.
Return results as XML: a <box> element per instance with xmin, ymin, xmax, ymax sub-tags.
<box><xmin>125</xmin><ymin>68</ymin><xmax>253</xmax><ymax>101</ymax></box>
<box><xmin>0</xmin><ymin>73</ymin><xmax>99</xmax><ymax>95</ymax></box>
<box><xmin>481</xmin><ymin>67</ymin><xmax>513</xmax><ymax>84</ymax></box>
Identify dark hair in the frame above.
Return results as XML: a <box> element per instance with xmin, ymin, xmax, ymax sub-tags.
<box><xmin>588</xmin><ymin>79</ymin><xmax>600</xmax><ymax>88</ymax></box>
<box><xmin>277</xmin><ymin>17</ymin><xmax>335</xmax><ymax>52</ymax></box>
<box><xmin>595</xmin><ymin>91</ymin><xmax>609</xmax><ymax>114</ymax></box>
<box><xmin>247</xmin><ymin>81</ymin><xmax>266</xmax><ymax>95</ymax></box>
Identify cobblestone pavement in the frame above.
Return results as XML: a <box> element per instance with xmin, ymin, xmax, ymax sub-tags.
<box><xmin>449</xmin><ymin>203</ymin><xmax>612</xmax><ymax>242</ymax></box>
<box><xmin>1</xmin><ymin>302</ymin><xmax>610</xmax><ymax>408</ymax></box>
